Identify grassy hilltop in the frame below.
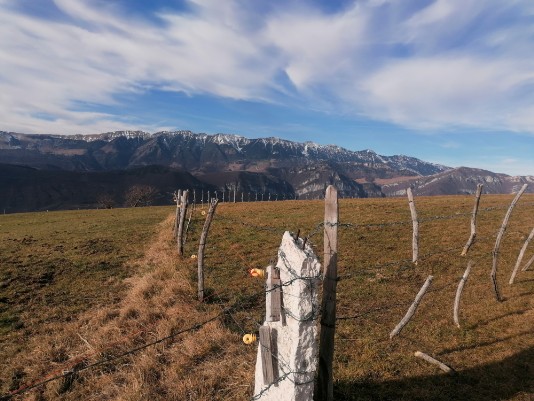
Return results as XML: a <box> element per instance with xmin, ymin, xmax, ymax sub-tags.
<box><xmin>1</xmin><ymin>195</ymin><xmax>534</xmax><ymax>400</ymax></box>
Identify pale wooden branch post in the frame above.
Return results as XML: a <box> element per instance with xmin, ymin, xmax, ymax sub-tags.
<box><xmin>173</xmin><ymin>189</ymin><xmax>182</xmax><ymax>235</ymax></box>
<box><xmin>407</xmin><ymin>188</ymin><xmax>419</xmax><ymax>264</ymax></box>
<box><xmin>414</xmin><ymin>351</ymin><xmax>453</xmax><ymax>373</ymax></box>
<box><xmin>491</xmin><ymin>184</ymin><xmax>528</xmax><ymax>301</ymax></box>
<box><xmin>390</xmin><ymin>275</ymin><xmax>433</xmax><ymax>339</ymax></box>
<box><xmin>176</xmin><ymin>190</ymin><xmax>189</xmax><ymax>255</ymax></box>
<box><xmin>509</xmin><ymin>227</ymin><xmax>534</xmax><ymax>284</ymax></box>
<box><xmin>522</xmin><ymin>255</ymin><xmax>534</xmax><ymax>272</ymax></box>
<box><xmin>197</xmin><ymin>199</ymin><xmax>218</xmax><ymax>302</ymax></box>
<box><xmin>454</xmin><ymin>261</ymin><xmax>472</xmax><ymax>328</ymax></box>
<box><xmin>462</xmin><ymin>184</ymin><xmax>483</xmax><ymax>256</ymax></box>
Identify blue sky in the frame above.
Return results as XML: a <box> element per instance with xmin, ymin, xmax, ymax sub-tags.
<box><xmin>1</xmin><ymin>0</ymin><xmax>533</xmax><ymax>175</ymax></box>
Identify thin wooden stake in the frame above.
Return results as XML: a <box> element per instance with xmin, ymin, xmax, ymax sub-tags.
<box><xmin>454</xmin><ymin>261</ymin><xmax>472</xmax><ymax>328</ymax></box>
<box><xmin>414</xmin><ymin>351</ymin><xmax>454</xmax><ymax>373</ymax></box>
<box><xmin>390</xmin><ymin>275</ymin><xmax>433</xmax><ymax>339</ymax></box>
<box><xmin>177</xmin><ymin>190</ymin><xmax>189</xmax><ymax>256</ymax></box>
<box><xmin>522</xmin><ymin>254</ymin><xmax>534</xmax><ymax>272</ymax></box>
<box><xmin>509</xmin><ymin>227</ymin><xmax>534</xmax><ymax>284</ymax></box>
<box><xmin>266</xmin><ymin>264</ymin><xmax>281</xmax><ymax>322</ymax></box>
<box><xmin>461</xmin><ymin>184</ymin><xmax>483</xmax><ymax>256</ymax></box>
<box><xmin>197</xmin><ymin>199</ymin><xmax>218</xmax><ymax>302</ymax></box>
<box><xmin>407</xmin><ymin>188</ymin><xmax>419</xmax><ymax>265</ymax></box>
<box><xmin>183</xmin><ymin>204</ymin><xmax>194</xmax><ymax>246</ymax></box>
<box><xmin>173</xmin><ymin>189</ymin><xmax>182</xmax><ymax>235</ymax></box>
<box><xmin>491</xmin><ymin>184</ymin><xmax>528</xmax><ymax>301</ymax></box>
<box><xmin>259</xmin><ymin>326</ymin><xmax>278</xmax><ymax>385</ymax></box>
<box><xmin>317</xmin><ymin>185</ymin><xmax>338</xmax><ymax>401</ymax></box>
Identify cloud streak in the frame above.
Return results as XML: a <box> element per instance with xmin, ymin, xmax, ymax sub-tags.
<box><xmin>0</xmin><ymin>0</ymin><xmax>533</xmax><ymax>135</ymax></box>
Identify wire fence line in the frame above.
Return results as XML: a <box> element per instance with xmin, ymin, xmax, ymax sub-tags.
<box><xmin>211</xmin><ymin>200</ymin><xmax>534</xmax><ymax>241</ymax></box>
<box><xmin>4</xmin><ymin>258</ymin><xmax>323</xmax><ymax>400</ymax></box>
<box><xmin>5</xmin><ymin>194</ymin><xmax>534</xmax><ymax>400</ymax></box>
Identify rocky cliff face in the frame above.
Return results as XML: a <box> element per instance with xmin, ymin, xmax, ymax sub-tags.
<box><xmin>0</xmin><ymin>130</ymin><xmax>449</xmax><ymax>176</ymax></box>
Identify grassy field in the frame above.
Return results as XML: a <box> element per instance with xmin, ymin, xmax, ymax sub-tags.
<box><xmin>1</xmin><ymin>194</ymin><xmax>534</xmax><ymax>400</ymax></box>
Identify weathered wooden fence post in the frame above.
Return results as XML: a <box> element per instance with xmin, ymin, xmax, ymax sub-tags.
<box><xmin>454</xmin><ymin>261</ymin><xmax>472</xmax><ymax>328</ymax></box>
<box><xmin>317</xmin><ymin>185</ymin><xmax>338</xmax><ymax>401</ymax></box>
<box><xmin>253</xmin><ymin>232</ymin><xmax>321</xmax><ymax>400</ymax></box>
<box><xmin>177</xmin><ymin>190</ymin><xmax>189</xmax><ymax>256</ymax></box>
<box><xmin>522</xmin><ymin>255</ymin><xmax>534</xmax><ymax>272</ymax></box>
<box><xmin>390</xmin><ymin>275</ymin><xmax>433</xmax><ymax>339</ymax></box>
<box><xmin>173</xmin><ymin>189</ymin><xmax>183</xmax><ymax>235</ymax></box>
<box><xmin>197</xmin><ymin>199</ymin><xmax>218</xmax><ymax>302</ymax></box>
<box><xmin>491</xmin><ymin>183</ymin><xmax>528</xmax><ymax>301</ymax></box>
<box><xmin>414</xmin><ymin>352</ymin><xmax>453</xmax><ymax>373</ymax></box>
<box><xmin>461</xmin><ymin>184</ymin><xmax>483</xmax><ymax>256</ymax></box>
<box><xmin>509</xmin><ymin>227</ymin><xmax>534</xmax><ymax>284</ymax></box>
<box><xmin>407</xmin><ymin>188</ymin><xmax>419</xmax><ymax>265</ymax></box>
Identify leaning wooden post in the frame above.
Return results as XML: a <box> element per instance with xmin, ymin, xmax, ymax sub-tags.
<box><xmin>197</xmin><ymin>199</ymin><xmax>218</xmax><ymax>302</ymax></box>
<box><xmin>414</xmin><ymin>352</ymin><xmax>454</xmax><ymax>373</ymax></box>
<box><xmin>454</xmin><ymin>261</ymin><xmax>472</xmax><ymax>328</ymax></box>
<box><xmin>491</xmin><ymin>184</ymin><xmax>528</xmax><ymax>301</ymax></box>
<box><xmin>317</xmin><ymin>185</ymin><xmax>338</xmax><ymax>401</ymax></box>
<box><xmin>509</xmin><ymin>227</ymin><xmax>534</xmax><ymax>284</ymax></box>
<box><xmin>390</xmin><ymin>275</ymin><xmax>433</xmax><ymax>339</ymax></box>
<box><xmin>183</xmin><ymin>204</ymin><xmax>194</xmax><ymax>247</ymax></box>
<box><xmin>407</xmin><ymin>188</ymin><xmax>419</xmax><ymax>265</ymax></box>
<box><xmin>461</xmin><ymin>184</ymin><xmax>483</xmax><ymax>256</ymax></box>
<box><xmin>173</xmin><ymin>189</ymin><xmax>183</xmax><ymax>235</ymax></box>
<box><xmin>177</xmin><ymin>190</ymin><xmax>189</xmax><ymax>255</ymax></box>
<box><xmin>522</xmin><ymin>255</ymin><xmax>534</xmax><ymax>272</ymax></box>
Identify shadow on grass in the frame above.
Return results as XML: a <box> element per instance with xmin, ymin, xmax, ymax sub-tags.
<box><xmin>468</xmin><ymin>309</ymin><xmax>527</xmax><ymax>329</ymax></box>
<box><xmin>335</xmin><ymin>347</ymin><xmax>534</xmax><ymax>401</ymax></box>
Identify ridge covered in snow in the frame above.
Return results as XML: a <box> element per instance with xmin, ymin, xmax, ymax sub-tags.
<box><xmin>0</xmin><ymin>129</ymin><xmax>451</xmax><ymax>176</ymax></box>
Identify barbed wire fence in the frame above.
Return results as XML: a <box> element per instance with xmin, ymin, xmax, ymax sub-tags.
<box><xmin>4</xmin><ymin>186</ymin><xmax>534</xmax><ymax>401</ymax></box>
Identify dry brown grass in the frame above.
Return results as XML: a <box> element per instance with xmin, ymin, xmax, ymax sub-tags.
<box><xmin>4</xmin><ymin>214</ymin><xmax>254</xmax><ymax>401</ymax></box>
<box><xmin>3</xmin><ymin>195</ymin><xmax>534</xmax><ymax>400</ymax></box>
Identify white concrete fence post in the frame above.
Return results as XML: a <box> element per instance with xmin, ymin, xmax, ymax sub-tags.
<box><xmin>253</xmin><ymin>232</ymin><xmax>321</xmax><ymax>401</ymax></box>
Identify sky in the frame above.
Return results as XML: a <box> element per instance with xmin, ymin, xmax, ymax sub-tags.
<box><xmin>1</xmin><ymin>0</ymin><xmax>533</xmax><ymax>175</ymax></box>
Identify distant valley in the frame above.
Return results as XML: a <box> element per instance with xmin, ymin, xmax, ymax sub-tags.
<box><xmin>1</xmin><ymin>130</ymin><xmax>532</xmax><ymax>212</ymax></box>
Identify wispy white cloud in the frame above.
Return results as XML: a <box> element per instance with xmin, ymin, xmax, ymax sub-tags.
<box><xmin>0</xmin><ymin>0</ymin><xmax>533</xmax><ymax>135</ymax></box>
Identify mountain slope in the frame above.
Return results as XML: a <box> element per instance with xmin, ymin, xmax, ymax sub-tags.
<box><xmin>381</xmin><ymin>167</ymin><xmax>534</xmax><ymax>196</ymax></box>
<box><xmin>0</xmin><ymin>164</ymin><xmax>211</xmax><ymax>213</ymax></box>
<box><xmin>1</xmin><ymin>130</ymin><xmax>533</xmax><ymax>212</ymax></box>
<box><xmin>0</xmin><ymin>130</ymin><xmax>449</xmax><ymax>177</ymax></box>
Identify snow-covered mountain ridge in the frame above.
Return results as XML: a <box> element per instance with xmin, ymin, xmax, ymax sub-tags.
<box><xmin>0</xmin><ymin>130</ymin><xmax>448</xmax><ymax>177</ymax></box>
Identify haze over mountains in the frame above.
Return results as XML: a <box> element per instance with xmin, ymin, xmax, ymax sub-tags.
<box><xmin>1</xmin><ymin>130</ymin><xmax>532</xmax><ymax>212</ymax></box>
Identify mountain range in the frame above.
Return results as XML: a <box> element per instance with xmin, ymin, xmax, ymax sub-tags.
<box><xmin>1</xmin><ymin>130</ymin><xmax>532</xmax><ymax>212</ymax></box>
